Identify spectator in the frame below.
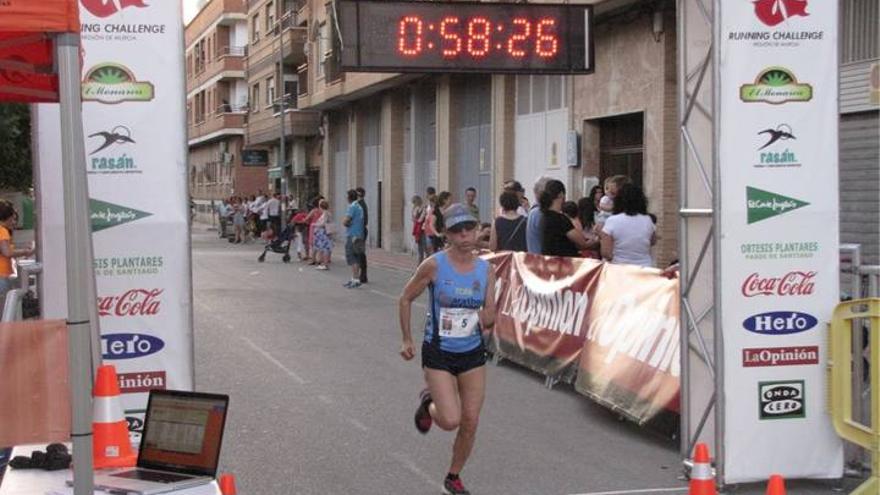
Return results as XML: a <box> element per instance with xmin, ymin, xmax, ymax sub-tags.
<box><xmin>577</xmin><ymin>196</ymin><xmax>601</xmax><ymax>259</ymax></box>
<box><xmin>343</xmin><ymin>189</ymin><xmax>366</xmax><ymax>288</ymax></box>
<box><xmin>562</xmin><ymin>201</ymin><xmax>582</xmax><ymax>232</ymax></box>
<box><xmin>502</xmin><ymin>180</ymin><xmax>529</xmax><ymax>216</ymax></box>
<box><xmin>232</xmin><ymin>197</ymin><xmax>246</xmax><ymax>244</ymax></box>
<box><xmin>539</xmin><ymin>180</ymin><xmax>593</xmax><ymax>257</ymax></box>
<box><xmin>0</xmin><ymin>200</ymin><xmax>34</xmax><ymax>306</ymax></box>
<box><xmin>304</xmin><ymin>196</ymin><xmax>324</xmax><ymax>263</ymax></box>
<box><xmin>216</xmin><ymin>199</ymin><xmax>230</xmax><ymax>238</ymax></box>
<box><xmin>265</xmin><ymin>193</ymin><xmax>282</xmax><ymax>236</ymax></box>
<box><xmin>477</xmin><ymin>222</ymin><xmax>491</xmax><ymax>250</ymax></box>
<box><xmin>356</xmin><ymin>187</ymin><xmax>368</xmax><ymax>284</ymax></box>
<box><xmin>526</xmin><ymin>176</ymin><xmax>551</xmax><ymax>254</ymax></box>
<box><xmin>312</xmin><ymin>199</ymin><xmax>333</xmax><ymax>270</ymax></box>
<box><xmin>465</xmin><ymin>187</ymin><xmax>479</xmax><ymax>220</ymax></box>
<box><xmin>431</xmin><ymin>191</ymin><xmax>452</xmax><ymax>252</ymax></box>
<box><xmin>595</xmin><ymin>175</ymin><xmax>630</xmax><ymax>227</ymax></box>
<box><xmin>411</xmin><ymin>195</ymin><xmax>427</xmax><ymax>263</ymax></box>
<box><xmin>423</xmin><ymin>187</ymin><xmax>440</xmax><ymax>254</ymax></box>
<box><xmin>490</xmin><ymin>190</ymin><xmax>527</xmax><ymax>252</ymax></box>
<box><xmin>600</xmin><ymin>183</ymin><xmax>656</xmax><ymax>267</ymax></box>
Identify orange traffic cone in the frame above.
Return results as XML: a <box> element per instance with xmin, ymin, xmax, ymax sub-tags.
<box><xmin>218</xmin><ymin>473</ymin><xmax>237</xmax><ymax>495</ymax></box>
<box><xmin>93</xmin><ymin>364</ymin><xmax>137</xmax><ymax>469</ymax></box>
<box><xmin>765</xmin><ymin>474</ymin><xmax>786</xmax><ymax>495</ymax></box>
<box><xmin>688</xmin><ymin>443</ymin><xmax>716</xmax><ymax>495</ymax></box>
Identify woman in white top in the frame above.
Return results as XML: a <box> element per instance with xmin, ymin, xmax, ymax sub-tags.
<box><xmin>599</xmin><ymin>184</ymin><xmax>656</xmax><ymax>267</ymax></box>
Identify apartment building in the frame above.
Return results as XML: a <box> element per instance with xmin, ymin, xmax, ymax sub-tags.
<box><xmin>243</xmin><ymin>0</ymin><xmax>321</xmax><ymax>208</ymax></box>
<box><xmin>186</xmin><ymin>0</ymin><xmax>265</xmax><ymax>213</ymax></box>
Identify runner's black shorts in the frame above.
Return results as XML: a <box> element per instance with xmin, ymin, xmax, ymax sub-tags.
<box><xmin>422</xmin><ymin>342</ymin><xmax>487</xmax><ymax>376</ymax></box>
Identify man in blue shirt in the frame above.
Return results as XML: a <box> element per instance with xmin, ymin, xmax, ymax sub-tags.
<box><xmin>526</xmin><ymin>176</ymin><xmax>550</xmax><ymax>254</ymax></box>
<box><xmin>343</xmin><ymin>189</ymin><xmax>365</xmax><ymax>288</ymax></box>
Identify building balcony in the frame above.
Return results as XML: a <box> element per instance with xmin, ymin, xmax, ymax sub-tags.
<box><xmin>188</xmin><ymin>109</ymin><xmax>247</xmax><ymax>146</ymax></box>
<box><xmin>281</xmin><ymin>23</ymin><xmax>308</xmax><ymax>67</ymax></box>
<box><xmin>187</xmin><ymin>48</ymin><xmax>247</xmax><ymax>95</ymax></box>
<box><xmin>185</xmin><ymin>0</ymin><xmax>247</xmax><ymax>45</ymax></box>
<box><xmin>296</xmin><ymin>61</ymin><xmax>411</xmax><ymax>111</ymax></box>
<box><xmin>245</xmin><ymin>107</ymin><xmax>320</xmax><ymax>146</ymax></box>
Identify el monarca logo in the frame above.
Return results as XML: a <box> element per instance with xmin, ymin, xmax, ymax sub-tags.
<box><xmin>740</xmin><ymin>67</ymin><xmax>812</xmax><ymax>104</ymax></box>
<box><xmin>82</xmin><ymin>63</ymin><xmax>154</xmax><ymax>104</ymax></box>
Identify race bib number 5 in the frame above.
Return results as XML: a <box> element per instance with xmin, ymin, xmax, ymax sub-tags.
<box><xmin>439</xmin><ymin>307</ymin><xmax>479</xmax><ymax>339</ymax></box>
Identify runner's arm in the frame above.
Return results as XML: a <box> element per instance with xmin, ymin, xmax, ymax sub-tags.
<box><xmin>398</xmin><ymin>258</ymin><xmax>436</xmax><ymax>359</ymax></box>
<box><xmin>480</xmin><ymin>269</ymin><xmax>496</xmax><ymax>332</ymax></box>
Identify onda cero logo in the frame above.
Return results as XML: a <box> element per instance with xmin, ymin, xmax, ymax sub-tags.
<box><xmin>743</xmin><ymin>311</ymin><xmax>818</xmax><ymax>335</ymax></box>
<box><xmin>753</xmin><ymin>0</ymin><xmax>809</xmax><ymax>27</ymax></box>
<box><xmin>759</xmin><ymin>380</ymin><xmax>805</xmax><ymax>420</ymax></box>
<box><xmin>81</xmin><ymin>0</ymin><xmax>149</xmax><ymax>18</ymax></box>
<box><xmin>101</xmin><ymin>333</ymin><xmax>164</xmax><ymax>360</ymax></box>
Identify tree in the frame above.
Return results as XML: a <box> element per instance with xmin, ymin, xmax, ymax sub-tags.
<box><xmin>0</xmin><ymin>103</ymin><xmax>32</xmax><ymax>192</ymax></box>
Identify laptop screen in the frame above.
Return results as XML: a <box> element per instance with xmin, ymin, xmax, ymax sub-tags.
<box><xmin>138</xmin><ymin>390</ymin><xmax>229</xmax><ymax>477</ymax></box>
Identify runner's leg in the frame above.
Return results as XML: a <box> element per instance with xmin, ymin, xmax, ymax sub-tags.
<box><xmin>448</xmin><ymin>365</ymin><xmax>485</xmax><ymax>475</ymax></box>
<box><xmin>423</xmin><ymin>368</ymin><xmax>461</xmax><ymax>431</ymax></box>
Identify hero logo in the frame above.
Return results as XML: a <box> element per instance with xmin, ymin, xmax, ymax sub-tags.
<box><xmin>753</xmin><ymin>0</ymin><xmax>809</xmax><ymax>27</ymax></box>
<box><xmin>743</xmin><ymin>311</ymin><xmax>818</xmax><ymax>335</ymax></box>
<box><xmin>98</xmin><ymin>289</ymin><xmax>162</xmax><ymax>317</ymax></box>
<box><xmin>741</xmin><ymin>271</ymin><xmax>816</xmax><ymax>297</ymax></box>
<box><xmin>101</xmin><ymin>333</ymin><xmax>164</xmax><ymax>360</ymax></box>
<box><xmin>759</xmin><ymin>380</ymin><xmax>805</xmax><ymax>420</ymax></box>
<box><xmin>81</xmin><ymin>0</ymin><xmax>149</xmax><ymax>18</ymax></box>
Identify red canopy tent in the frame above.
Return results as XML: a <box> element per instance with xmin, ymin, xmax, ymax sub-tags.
<box><xmin>0</xmin><ymin>2</ymin><xmax>101</xmax><ymax>494</ymax></box>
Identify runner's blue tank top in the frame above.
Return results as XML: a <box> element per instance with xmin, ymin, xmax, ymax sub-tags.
<box><xmin>424</xmin><ymin>251</ymin><xmax>489</xmax><ymax>353</ymax></box>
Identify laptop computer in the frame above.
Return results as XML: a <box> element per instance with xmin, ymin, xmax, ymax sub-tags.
<box><xmin>91</xmin><ymin>390</ymin><xmax>229</xmax><ymax>495</ymax></box>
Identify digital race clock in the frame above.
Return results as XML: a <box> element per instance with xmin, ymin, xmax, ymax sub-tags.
<box><xmin>338</xmin><ymin>0</ymin><xmax>594</xmax><ymax>74</ymax></box>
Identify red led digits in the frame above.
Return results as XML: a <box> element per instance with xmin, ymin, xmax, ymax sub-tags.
<box><xmin>398</xmin><ymin>16</ymin><xmax>424</xmax><ymax>56</ymax></box>
<box><xmin>506</xmin><ymin>18</ymin><xmax>530</xmax><ymax>58</ymax></box>
<box><xmin>439</xmin><ymin>16</ymin><xmax>462</xmax><ymax>57</ymax></box>
<box><xmin>467</xmin><ymin>17</ymin><xmax>491</xmax><ymax>57</ymax></box>
<box><xmin>535</xmin><ymin>18</ymin><xmax>558</xmax><ymax>58</ymax></box>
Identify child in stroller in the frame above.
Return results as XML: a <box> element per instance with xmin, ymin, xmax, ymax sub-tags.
<box><xmin>257</xmin><ymin>222</ymin><xmax>294</xmax><ymax>263</ymax></box>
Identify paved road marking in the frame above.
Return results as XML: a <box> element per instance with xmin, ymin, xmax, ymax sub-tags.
<box><xmin>240</xmin><ymin>336</ymin><xmax>307</xmax><ymax>385</ymax></box>
<box><xmin>390</xmin><ymin>452</ymin><xmax>444</xmax><ymax>491</ymax></box>
<box><xmin>569</xmin><ymin>488</ymin><xmax>688</xmax><ymax>495</ymax></box>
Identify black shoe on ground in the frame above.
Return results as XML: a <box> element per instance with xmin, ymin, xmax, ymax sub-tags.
<box><xmin>443</xmin><ymin>474</ymin><xmax>471</xmax><ymax>495</ymax></box>
<box><xmin>414</xmin><ymin>388</ymin><xmax>432</xmax><ymax>434</ymax></box>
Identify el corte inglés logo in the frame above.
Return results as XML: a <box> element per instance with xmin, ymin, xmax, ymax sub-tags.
<box><xmin>82</xmin><ymin>63</ymin><xmax>154</xmax><ymax>104</ymax></box>
<box><xmin>740</xmin><ymin>67</ymin><xmax>812</xmax><ymax>104</ymax></box>
<box><xmin>90</xmin><ymin>198</ymin><xmax>152</xmax><ymax>232</ymax></box>
<box><xmin>746</xmin><ymin>186</ymin><xmax>809</xmax><ymax>224</ymax></box>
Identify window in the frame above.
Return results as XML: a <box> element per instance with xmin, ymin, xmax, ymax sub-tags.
<box><xmin>266</xmin><ymin>2</ymin><xmax>276</xmax><ymax>33</ymax></box>
<box><xmin>842</xmin><ymin>0</ymin><xmax>879</xmax><ymax>63</ymax></box>
<box><xmin>599</xmin><ymin>113</ymin><xmax>644</xmax><ymax>188</ymax></box>
<box><xmin>516</xmin><ymin>75</ymin><xmax>566</xmax><ymax>115</ymax></box>
<box><xmin>251</xmin><ymin>83</ymin><xmax>261</xmax><ymax>112</ymax></box>
<box><xmin>316</xmin><ymin>22</ymin><xmax>327</xmax><ymax>79</ymax></box>
<box><xmin>252</xmin><ymin>14</ymin><xmax>261</xmax><ymax>42</ymax></box>
<box><xmin>266</xmin><ymin>76</ymin><xmax>276</xmax><ymax>108</ymax></box>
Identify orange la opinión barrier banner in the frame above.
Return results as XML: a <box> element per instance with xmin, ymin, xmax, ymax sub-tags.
<box><xmin>485</xmin><ymin>252</ymin><xmax>680</xmax><ymax>425</ymax></box>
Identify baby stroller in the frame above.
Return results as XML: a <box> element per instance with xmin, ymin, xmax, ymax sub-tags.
<box><xmin>258</xmin><ymin>223</ymin><xmax>293</xmax><ymax>263</ymax></box>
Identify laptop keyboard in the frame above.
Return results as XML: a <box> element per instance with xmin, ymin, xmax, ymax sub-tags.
<box><xmin>112</xmin><ymin>470</ymin><xmax>195</xmax><ymax>483</ymax></box>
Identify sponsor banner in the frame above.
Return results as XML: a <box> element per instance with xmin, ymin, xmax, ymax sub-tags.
<box><xmin>35</xmin><ymin>0</ymin><xmax>193</xmax><ymax>433</ymax></box>
<box><xmin>719</xmin><ymin>0</ymin><xmax>842</xmax><ymax>482</ymax></box>
<box><xmin>486</xmin><ymin>253</ymin><xmax>680</xmax><ymax>424</ymax></box>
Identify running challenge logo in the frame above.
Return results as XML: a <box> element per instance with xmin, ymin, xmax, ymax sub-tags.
<box><xmin>81</xmin><ymin>0</ymin><xmax>149</xmax><ymax>18</ymax></box>
<box><xmin>729</xmin><ymin>0</ymin><xmax>822</xmax><ymax>48</ymax></box>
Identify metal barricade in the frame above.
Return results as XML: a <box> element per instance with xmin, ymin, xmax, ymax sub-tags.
<box><xmin>1</xmin><ymin>261</ymin><xmax>42</xmax><ymax>322</ymax></box>
<box><xmin>830</xmin><ymin>298</ymin><xmax>879</xmax><ymax>494</ymax></box>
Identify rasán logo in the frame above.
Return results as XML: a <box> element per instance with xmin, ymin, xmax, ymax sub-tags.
<box><xmin>98</xmin><ymin>289</ymin><xmax>163</xmax><ymax>317</ymax></box>
<box><xmin>755</xmin><ymin>124</ymin><xmax>800</xmax><ymax>168</ymax></box>
<box><xmin>753</xmin><ymin>0</ymin><xmax>808</xmax><ymax>27</ymax></box>
<box><xmin>743</xmin><ymin>311</ymin><xmax>818</xmax><ymax>334</ymax></box>
<box><xmin>90</xmin><ymin>198</ymin><xmax>152</xmax><ymax>232</ymax></box>
<box><xmin>101</xmin><ymin>333</ymin><xmax>164</xmax><ymax>360</ymax></box>
<box><xmin>82</xmin><ymin>63</ymin><xmax>154</xmax><ymax>104</ymax></box>
<box><xmin>81</xmin><ymin>0</ymin><xmax>149</xmax><ymax>18</ymax></box>
<box><xmin>747</xmin><ymin>186</ymin><xmax>809</xmax><ymax>224</ymax></box>
<box><xmin>759</xmin><ymin>380</ymin><xmax>805</xmax><ymax>420</ymax></box>
<box><xmin>88</xmin><ymin>126</ymin><xmax>140</xmax><ymax>175</ymax></box>
<box><xmin>742</xmin><ymin>271</ymin><xmax>816</xmax><ymax>297</ymax></box>
<box><xmin>740</xmin><ymin>67</ymin><xmax>812</xmax><ymax>104</ymax></box>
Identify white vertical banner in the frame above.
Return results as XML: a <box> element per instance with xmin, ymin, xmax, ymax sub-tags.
<box><xmin>36</xmin><ymin>0</ymin><xmax>193</xmax><ymax>440</ymax></box>
<box><xmin>719</xmin><ymin>0</ymin><xmax>842</xmax><ymax>482</ymax></box>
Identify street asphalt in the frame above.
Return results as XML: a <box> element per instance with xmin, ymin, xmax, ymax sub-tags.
<box><xmin>190</xmin><ymin>227</ymin><xmax>863</xmax><ymax>495</ymax></box>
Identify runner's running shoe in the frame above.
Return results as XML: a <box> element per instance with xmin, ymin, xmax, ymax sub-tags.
<box><xmin>443</xmin><ymin>475</ymin><xmax>471</xmax><ymax>495</ymax></box>
<box><xmin>414</xmin><ymin>388</ymin><xmax>433</xmax><ymax>434</ymax></box>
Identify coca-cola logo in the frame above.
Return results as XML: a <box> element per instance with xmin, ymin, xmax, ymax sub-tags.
<box><xmin>81</xmin><ymin>0</ymin><xmax>149</xmax><ymax>18</ymax></box>
<box><xmin>741</xmin><ymin>271</ymin><xmax>816</xmax><ymax>297</ymax></box>
<box><xmin>98</xmin><ymin>288</ymin><xmax>163</xmax><ymax>317</ymax></box>
<box><xmin>753</xmin><ymin>0</ymin><xmax>809</xmax><ymax>27</ymax></box>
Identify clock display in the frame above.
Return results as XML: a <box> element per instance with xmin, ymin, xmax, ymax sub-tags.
<box><xmin>339</xmin><ymin>0</ymin><xmax>594</xmax><ymax>74</ymax></box>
